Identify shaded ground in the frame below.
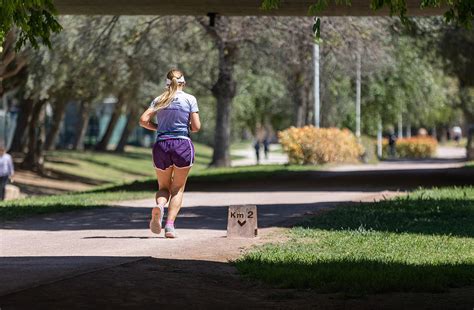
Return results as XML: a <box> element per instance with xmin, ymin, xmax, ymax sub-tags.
<box><xmin>1</xmin><ymin>257</ymin><xmax>472</xmax><ymax>310</ymax></box>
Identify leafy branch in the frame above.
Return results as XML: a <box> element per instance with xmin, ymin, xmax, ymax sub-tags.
<box><xmin>262</xmin><ymin>0</ymin><xmax>473</xmax><ymax>38</ymax></box>
<box><xmin>0</xmin><ymin>0</ymin><xmax>62</xmax><ymax>50</ymax></box>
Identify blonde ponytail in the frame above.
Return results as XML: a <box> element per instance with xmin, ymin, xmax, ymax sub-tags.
<box><xmin>152</xmin><ymin>69</ymin><xmax>184</xmax><ymax>111</ymax></box>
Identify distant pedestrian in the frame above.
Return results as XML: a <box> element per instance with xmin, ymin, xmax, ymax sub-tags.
<box><xmin>0</xmin><ymin>146</ymin><xmax>14</xmax><ymax>200</ymax></box>
<box><xmin>263</xmin><ymin>138</ymin><xmax>270</xmax><ymax>160</ymax></box>
<box><xmin>388</xmin><ymin>133</ymin><xmax>397</xmax><ymax>158</ymax></box>
<box><xmin>453</xmin><ymin>126</ymin><xmax>462</xmax><ymax>145</ymax></box>
<box><xmin>254</xmin><ymin>140</ymin><xmax>261</xmax><ymax>164</ymax></box>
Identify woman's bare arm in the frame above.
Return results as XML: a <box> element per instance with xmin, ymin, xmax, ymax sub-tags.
<box><xmin>189</xmin><ymin>112</ymin><xmax>201</xmax><ymax>133</ymax></box>
<box><xmin>139</xmin><ymin>108</ymin><xmax>158</xmax><ymax>131</ymax></box>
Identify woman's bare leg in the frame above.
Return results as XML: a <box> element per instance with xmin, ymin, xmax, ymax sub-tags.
<box><xmin>155</xmin><ymin>167</ymin><xmax>173</xmax><ymax>205</ymax></box>
<box><xmin>150</xmin><ymin>167</ymin><xmax>173</xmax><ymax>234</ymax></box>
<box><xmin>166</xmin><ymin>166</ymin><xmax>192</xmax><ymax>222</ymax></box>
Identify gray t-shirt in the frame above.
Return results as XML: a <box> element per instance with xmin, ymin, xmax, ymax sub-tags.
<box><xmin>150</xmin><ymin>90</ymin><xmax>199</xmax><ymax>141</ymax></box>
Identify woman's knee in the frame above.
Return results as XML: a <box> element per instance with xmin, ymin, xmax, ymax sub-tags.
<box><xmin>170</xmin><ymin>186</ymin><xmax>185</xmax><ymax>197</ymax></box>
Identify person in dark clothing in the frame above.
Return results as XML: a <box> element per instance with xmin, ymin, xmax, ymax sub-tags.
<box><xmin>263</xmin><ymin>138</ymin><xmax>270</xmax><ymax>160</ymax></box>
<box><xmin>254</xmin><ymin>140</ymin><xmax>261</xmax><ymax>164</ymax></box>
<box><xmin>388</xmin><ymin>133</ymin><xmax>397</xmax><ymax>158</ymax></box>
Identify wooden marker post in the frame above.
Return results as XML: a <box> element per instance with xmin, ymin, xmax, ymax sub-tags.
<box><xmin>227</xmin><ymin>205</ymin><xmax>258</xmax><ymax>238</ymax></box>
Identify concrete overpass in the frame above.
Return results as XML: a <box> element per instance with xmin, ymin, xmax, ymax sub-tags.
<box><xmin>54</xmin><ymin>0</ymin><xmax>445</xmax><ymax>16</ymax></box>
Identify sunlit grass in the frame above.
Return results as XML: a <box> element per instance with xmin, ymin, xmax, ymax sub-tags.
<box><xmin>236</xmin><ymin>186</ymin><xmax>474</xmax><ymax>293</ymax></box>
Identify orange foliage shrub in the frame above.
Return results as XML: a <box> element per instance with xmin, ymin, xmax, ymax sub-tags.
<box><xmin>382</xmin><ymin>136</ymin><xmax>437</xmax><ymax>158</ymax></box>
<box><xmin>278</xmin><ymin>126</ymin><xmax>364</xmax><ymax>165</ymax></box>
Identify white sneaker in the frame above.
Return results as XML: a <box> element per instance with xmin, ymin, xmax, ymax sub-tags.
<box><xmin>164</xmin><ymin>225</ymin><xmax>178</xmax><ymax>238</ymax></box>
<box><xmin>150</xmin><ymin>205</ymin><xmax>164</xmax><ymax>234</ymax></box>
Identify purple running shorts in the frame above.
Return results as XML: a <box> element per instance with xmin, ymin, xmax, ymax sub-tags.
<box><xmin>152</xmin><ymin>138</ymin><xmax>195</xmax><ymax>170</ymax></box>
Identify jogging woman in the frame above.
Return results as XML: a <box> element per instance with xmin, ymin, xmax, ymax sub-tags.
<box><xmin>139</xmin><ymin>69</ymin><xmax>201</xmax><ymax>238</ymax></box>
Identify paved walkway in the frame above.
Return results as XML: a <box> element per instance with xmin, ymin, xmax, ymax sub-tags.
<box><xmin>231</xmin><ymin>144</ymin><xmax>288</xmax><ymax>166</ymax></box>
<box><xmin>232</xmin><ymin>144</ymin><xmax>467</xmax><ymax>169</ymax></box>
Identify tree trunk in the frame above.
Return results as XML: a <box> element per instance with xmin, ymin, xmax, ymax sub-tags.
<box><xmin>377</xmin><ymin>117</ymin><xmax>383</xmax><ymax>158</ymax></box>
<box><xmin>44</xmin><ymin>98</ymin><xmax>68</xmax><ymax>151</ymax></box>
<box><xmin>1</xmin><ymin>31</ymin><xmax>27</xmax><ymax>97</ymax></box>
<box><xmin>431</xmin><ymin>126</ymin><xmax>437</xmax><ymax>140</ymax></box>
<box><xmin>313</xmin><ymin>42</ymin><xmax>320</xmax><ymax>128</ymax></box>
<box><xmin>464</xmin><ymin>107</ymin><xmax>474</xmax><ymax>160</ymax></box>
<box><xmin>73</xmin><ymin>100</ymin><xmax>92</xmax><ymax>150</ymax></box>
<box><xmin>439</xmin><ymin>126</ymin><xmax>448</xmax><ymax>143</ymax></box>
<box><xmin>304</xmin><ymin>81</ymin><xmax>313</xmax><ymax>126</ymax></box>
<box><xmin>290</xmin><ymin>71</ymin><xmax>306</xmax><ymax>127</ymax></box>
<box><xmin>10</xmin><ymin>97</ymin><xmax>35</xmax><ymax>153</ymax></box>
<box><xmin>95</xmin><ymin>92</ymin><xmax>125</xmax><ymax>151</ymax></box>
<box><xmin>355</xmin><ymin>50</ymin><xmax>361</xmax><ymax>138</ymax></box>
<box><xmin>115</xmin><ymin>104</ymin><xmax>140</xmax><ymax>152</ymax></box>
<box><xmin>458</xmin><ymin>86</ymin><xmax>474</xmax><ymax>159</ymax></box>
<box><xmin>397</xmin><ymin>114</ymin><xmax>403</xmax><ymax>139</ymax></box>
<box><xmin>35</xmin><ymin>109</ymin><xmax>47</xmax><ymax>174</ymax></box>
<box><xmin>210</xmin><ymin>42</ymin><xmax>237</xmax><ymax>167</ymax></box>
<box><xmin>296</xmin><ymin>72</ymin><xmax>306</xmax><ymax>127</ymax></box>
<box><xmin>21</xmin><ymin>100</ymin><xmax>46</xmax><ymax>172</ymax></box>
<box><xmin>467</xmin><ymin>125</ymin><xmax>474</xmax><ymax>160</ymax></box>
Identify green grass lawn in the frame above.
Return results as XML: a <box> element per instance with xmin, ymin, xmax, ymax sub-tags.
<box><xmin>230</xmin><ymin>141</ymin><xmax>252</xmax><ymax>150</ymax></box>
<box><xmin>45</xmin><ymin>143</ymin><xmax>215</xmax><ymax>184</ymax></box>
<box><xmin>45</xmin><ymin>143</ymin><xmax>247</xmax><ymax>185</ymax></box>
<box><xmin>236</xmin><ymin>186</ymin><xmax>474</xmax><ymax>294</ymax></box>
